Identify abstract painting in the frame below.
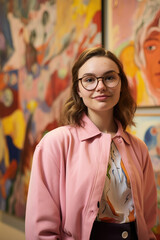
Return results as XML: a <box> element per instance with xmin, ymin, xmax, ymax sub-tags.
<box><xmin>107</xmin><ymin>0</ymin><xmax>160</xmax><ymax>106</ymax></box>
<box><xmin>0</xmin><ymin>0</ymin><xmax>102</xmax><ymax>218</ymax></box>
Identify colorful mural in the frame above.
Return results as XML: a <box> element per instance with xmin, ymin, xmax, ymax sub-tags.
<box><xmin>128</xmin><ymin>115</ymin><xmax>160</xmax><ymax>237</ymax></box>
<box><xmin>108</xmin><ymin>0</ymin><xmax>160</xmax><ymax>106</ymax></box>
<box><xmin>0</xmin><ymin>0</ymin><xmax>102</xmax><ymax>218</ymax></box>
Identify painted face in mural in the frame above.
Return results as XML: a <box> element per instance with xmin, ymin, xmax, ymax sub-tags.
<box><xmin>78</xmin><ymin>56</ymin><xmax>121</xmax><ymax>120</ymax></box>
<box><xmin>143</xmin><ymin>30</ymin><xmax>160</xmax><ymax>95</ymax></box>
<box><xmin>138</xmin><ymin>9</ymin><xmax>160</xmax><ymax>104</ymax></box>
<box><xmin>133</xmin><ymin>5</ymin><xmax>160</xmax><ymax>105</ymax></box>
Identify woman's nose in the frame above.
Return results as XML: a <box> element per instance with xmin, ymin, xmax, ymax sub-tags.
<box><xmin>96</xmin><ymin>79</ymin><xmax>106</xmax><ymax>90</ymax></box>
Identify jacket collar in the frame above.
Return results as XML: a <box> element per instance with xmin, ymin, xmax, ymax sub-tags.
<box><xmin>76</xmin><ymin>114</ymin><xmax>130</xmax><ymax>145</ymax></box>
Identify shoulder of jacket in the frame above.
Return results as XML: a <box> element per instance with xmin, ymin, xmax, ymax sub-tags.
<box><xmin>38</xmin><ymin>125</ymin><xmax>76</xmax><ymax>146</ymax></box>
<box><xmin>126</xmin><ymin>131</ymin><xmax>148</xmax><ymax>151</ymax></box>
<box><xmin>126</xmin><ymin>132</ymin><xmax>151</xmax><ymax>170</ymax></box>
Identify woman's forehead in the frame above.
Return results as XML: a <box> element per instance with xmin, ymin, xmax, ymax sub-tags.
<box><xmin>78</xmin><ymin>56</ymin><xmax>119</xmax><ymax>76</ymax></box>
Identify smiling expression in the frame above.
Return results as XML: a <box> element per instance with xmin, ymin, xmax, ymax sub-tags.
<box><xmin>78</xmin><ymin>56</ymin><xmax>121</xmax><ymax>118</ymax></box>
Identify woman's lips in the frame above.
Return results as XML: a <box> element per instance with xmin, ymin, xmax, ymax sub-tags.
<box><xmin>93</xmin><ymin>95</ymin><xmax>110</xmax><ymax>100</ymax></box>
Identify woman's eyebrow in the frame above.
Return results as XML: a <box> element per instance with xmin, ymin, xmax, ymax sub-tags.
<box><xmin>103</xmin><ymin>70</ymin><xmax>118</xmax><ymax>74</ymax></box>
<box><xmin>81</xmin><ymin>70</ymin><xmax>119</xmax><ymax>77</ymax></box>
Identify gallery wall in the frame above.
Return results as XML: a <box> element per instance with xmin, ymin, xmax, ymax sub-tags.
<box><xmin>0</xmin><ymin>0</ymin><xmax>160</xmax><ymax>239</ymax></box>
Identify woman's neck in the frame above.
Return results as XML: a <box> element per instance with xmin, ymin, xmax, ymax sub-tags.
<box><xmin>88</xmin><ymin>110</ymin><xmax>117</xmax><ymax>134</ymax></box>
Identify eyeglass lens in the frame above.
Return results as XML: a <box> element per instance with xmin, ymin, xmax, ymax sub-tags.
<box><xmin>81</xmin><ymin>72</ymin><xmax>120</xmax><ymax>90</ymax></box>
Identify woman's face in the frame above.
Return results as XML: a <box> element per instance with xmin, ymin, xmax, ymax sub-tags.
<box><xmin>143</xmin><ymin>31</ymin><xmax>160</xmax><ymax>93</ymax></box>
<box><xmin>78</xmin><ymin>56</ymin><xmax>121</xmax><ymax>118</ymax></box>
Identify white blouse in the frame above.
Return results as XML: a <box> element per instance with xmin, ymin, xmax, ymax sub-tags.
<box><xmin>97</xmin><ymin>141</ymin><xmax>136</xmax><ymax>223</ymax></box>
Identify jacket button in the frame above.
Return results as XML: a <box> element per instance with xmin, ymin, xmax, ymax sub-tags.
<box><xmin>122</xmin><ymin>231</ymin><xmax>128</xmax><ymax>239</ymax></box>
<box><xmin>118</xmin><ymin>138</ymin><xmax>122</xmax><ymax>143</ymax></box>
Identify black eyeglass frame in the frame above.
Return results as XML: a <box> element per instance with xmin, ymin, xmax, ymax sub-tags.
<box><xmin>77</xmin><ymin>71</ymin><xmax>121</xmax><ymax>91</ymax></box>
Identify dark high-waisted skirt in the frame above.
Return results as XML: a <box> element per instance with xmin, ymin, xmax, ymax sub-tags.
<box><xmin>90</xmin><ymin>221</ymin><xmax>138</xmax><ymax>240</ymax></box>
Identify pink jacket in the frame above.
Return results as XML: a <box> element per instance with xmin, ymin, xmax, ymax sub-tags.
<box><xmin>25</xmin><ymin>115</ymin><xmax>157</xmax><ymax>240</ymax></box>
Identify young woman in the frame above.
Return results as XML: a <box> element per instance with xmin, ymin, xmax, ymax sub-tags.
<box><xmin>25</xmin><ymin>47</ymin><xmax>157</xmax><ymax>240</ymax></box>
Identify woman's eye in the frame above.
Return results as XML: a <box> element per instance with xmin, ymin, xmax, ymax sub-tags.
<box><xmin>105</xmin><ymin>75</ymin><xmax>114</xmax><ymax>81</ymax></box>
<box><xmin>84</xmin><ymin>77</ymin><xmax>95</xmax><ymax>82</ymax></box>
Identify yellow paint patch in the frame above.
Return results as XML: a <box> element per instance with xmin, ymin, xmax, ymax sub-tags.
<box><xmin>2</xmin><ymin>109</ymin><xmax>26</xmax><ymax>149</ymax></box>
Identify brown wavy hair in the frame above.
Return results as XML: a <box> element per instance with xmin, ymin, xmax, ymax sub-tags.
<box><xmin>60</xmin><ymin>47</ymin><xmax>136</xmax><ymax>130</ymax></box>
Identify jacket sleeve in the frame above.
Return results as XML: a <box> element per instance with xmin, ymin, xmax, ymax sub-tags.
<box><xmin>25</xmin><ymin>132</ymin><xmax>63</xmax><ymax>240</ymax></box>
<box><xmin>142</xmin><ymin>146</ymin><xmax>157</xmax><ymax>240</ymax></box>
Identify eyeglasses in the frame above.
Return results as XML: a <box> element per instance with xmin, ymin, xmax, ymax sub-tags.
<box><xmin>78</xmin><ymin>71</ymin><xmax>121</xmax><ymax>91</ymax></box>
